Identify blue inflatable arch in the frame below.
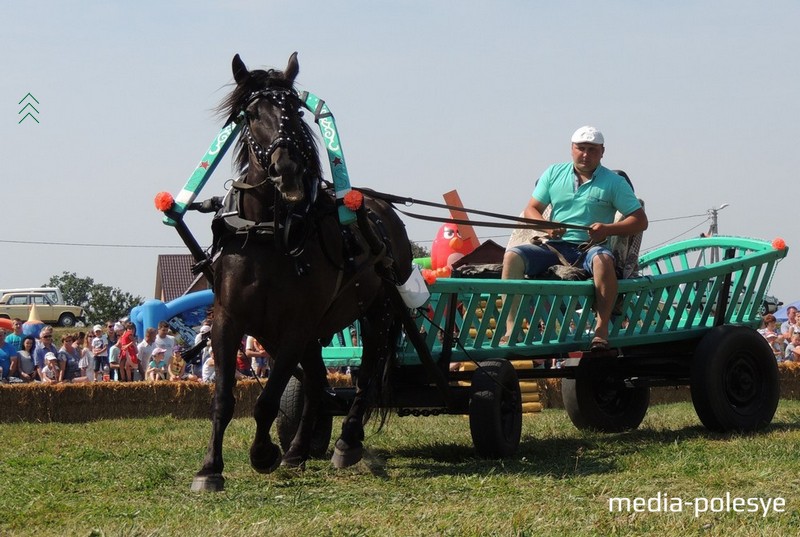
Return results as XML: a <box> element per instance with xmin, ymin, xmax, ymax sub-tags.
<box><xmin>130</xmin><ymin>290</ymin><xmax>214</xmax><ymax>344</ymax></box>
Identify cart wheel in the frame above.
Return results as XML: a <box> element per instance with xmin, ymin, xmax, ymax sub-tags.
<box><xmin>690</xmin><ymin>325</ymin><xmax>779</xmax><ymax>432</ymax></box>
<box><xmin>469</xmin><ymin>359</ymin><xmax>522</xmax><ymax>458</ymax></box>
<box><xmin>562</xmin><ymin>363</ymin><xmax>650</xmax><ymax>432</ymax></box>
<box><xmin>276</xmin><ymin>376</ymin><xmax>333</xmax><ymax>458</ymax></box>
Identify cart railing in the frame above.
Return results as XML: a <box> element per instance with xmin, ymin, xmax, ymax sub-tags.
<box><xmin>323</xmin><ymin>236</ymin><xmax>787</xmax><ymax>365</ymax></box>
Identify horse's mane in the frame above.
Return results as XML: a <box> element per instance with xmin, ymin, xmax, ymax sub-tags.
<box><xmin>215</xmin><ymin>68</ymin><xmax>321</xmax><ymax>180</ymax></box>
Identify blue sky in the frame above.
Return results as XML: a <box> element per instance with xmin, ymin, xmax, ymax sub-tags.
<box><xmin>2</xmin><ymin>1</ymin><xmax>798</xmax><ymax>303</ymax></box>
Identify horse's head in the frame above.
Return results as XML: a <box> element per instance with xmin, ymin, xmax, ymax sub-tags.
<box><xmin>223</xmin><ymin>53</ymin><xmax>319</xmax><ymax>205</ymax></box>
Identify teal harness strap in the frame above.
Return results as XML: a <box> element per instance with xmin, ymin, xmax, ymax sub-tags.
<box><xmin>300</xmin><ymin>91</ymin><xmax>357</xmax><ymax>225</ymax></box>
<box><xmin>163</xmin><ymin>118</ymin><xmax>242</xmax><ymax>226</ymax></box>
<box><xmin>162</xmin><ymin>91</ymin><xmax>356</xmax><ymax>228</ymax></box>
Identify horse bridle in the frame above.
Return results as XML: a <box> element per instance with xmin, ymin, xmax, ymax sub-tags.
<box><xmin>233</xmin><ymin>86</ymin><xmax>321</xmax><ymax>259</ymax></box>
<box><xmin>239</xmin><ymin>87</ymin><xmax>316</xmax><ymax>180</ymax></box>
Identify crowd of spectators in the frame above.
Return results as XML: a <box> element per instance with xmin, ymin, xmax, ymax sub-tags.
<box><xmin>0</xmin><ymin>316</ymin><xmax>271</xmax><ymax>385</ymax></box>
<box><xmin>759</xmin><ymin>306</ymin><xmax>800</xmax><ymax>362</ymax></box>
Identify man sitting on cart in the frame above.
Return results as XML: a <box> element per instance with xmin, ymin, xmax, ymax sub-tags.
<box><xmin>501</xmin><ymin>126</ymin><xmax>648</xmax><ymax>351</ymax></box>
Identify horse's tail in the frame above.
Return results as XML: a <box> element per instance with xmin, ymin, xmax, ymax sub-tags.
<box><xmin>359</xmin><ymin>286</ymin><xmax>407</xmax><ymax>431</ymax></box>
<box><xmin>365</xmin><ymin>313</ymin><xmax>403</xmax><ymax>431</ymax></box>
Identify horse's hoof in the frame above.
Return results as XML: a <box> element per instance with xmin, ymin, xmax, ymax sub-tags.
<box><xmin>250</xmin><ymin>442</ymin><xmax>281</xmax><ymax>474</ymax></box>
<box><xmin>331</xmin><ymin>440</ymin><xmax>364</xmax><ymax>469</ymax></box>
<box><xmin>281</xmin><ymin>449</ymin><xmax>308</xmax><ymax>470</ymax></box>
<box><xmin>280</xmin><ymin>458</ymin><xmax>306</xmax><ymax>471</ymax></box>
<box><xmin>191</xmin><ymin>474</ymin><xmax>225</xmax><ymax>492</ymax></box>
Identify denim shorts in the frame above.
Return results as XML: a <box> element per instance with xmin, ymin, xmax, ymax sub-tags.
<box><xmin>508</xmin><ymin>241</ymin><xmax>614</xmax><ymax>278</ymax></box>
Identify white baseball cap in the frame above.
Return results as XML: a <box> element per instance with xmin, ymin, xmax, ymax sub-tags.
<box><xmin>571</xmin><ymin>126</ymin><xmax>604</xmax><ymax>145</ymax></box>
<box><xmin>45</xmin><ymin>352</ymin><xmax>58</xmax><ymax>362</ymax></box>
<box><xmin>93</xmin><ymin>324</ymin><xmax>103</xmax><ymax>332</ymax></box>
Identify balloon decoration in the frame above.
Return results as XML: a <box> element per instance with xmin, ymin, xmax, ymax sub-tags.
<box><xmin>422</xmin><ymin>223</ymin><xmax>476</xmax><ymax>284</ymax></box>
<box><xmin>22</xmin><ymin>303</ymin><xmax>44</xmax><ymax>339</ymax></box>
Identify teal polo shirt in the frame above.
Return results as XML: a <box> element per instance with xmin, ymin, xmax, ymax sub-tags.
<box><xmin>532</xmin><ymin>163</ymin><xmax>642</xmax><ymax>243</ymax></box>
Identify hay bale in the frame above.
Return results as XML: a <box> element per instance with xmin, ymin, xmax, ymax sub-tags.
<box><xmin>2</xmin><ymin>365</ymin><xmax>798</xmax><ymax>423</ymax></box>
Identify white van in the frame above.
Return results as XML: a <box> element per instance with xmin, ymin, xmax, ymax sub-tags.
<box><xmin>0</xmin><ymin>287</ymin><xmax>64</xmax><ymax>305</ymax></box>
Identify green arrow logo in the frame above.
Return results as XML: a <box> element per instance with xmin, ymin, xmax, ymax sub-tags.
<box><xmin>18</xmin><ymin>93</ymin><xmax>40</xmax><ymax>124</ymax></box>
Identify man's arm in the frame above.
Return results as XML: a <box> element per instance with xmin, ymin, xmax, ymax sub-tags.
<box><xmin>588</xmin><ymin>208</ymin><xmax>648</xmax><ymax>244</ymax></box>
<box><xmin>523</xmin><ymin>197</ymin><xmax>567</xmax><ymax>239</ymax></box>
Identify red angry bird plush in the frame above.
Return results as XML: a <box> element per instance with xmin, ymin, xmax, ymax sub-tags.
<box><xmin>430</xmin><ymin>222</ymin><xmax>475</xmax><ymax>270</ymax></box>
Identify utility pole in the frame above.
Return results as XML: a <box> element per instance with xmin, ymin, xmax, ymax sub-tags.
<box><xmin>708</xmin><ymin>203</ymin><xmax>729</xmax><ymax>263</ymax></box>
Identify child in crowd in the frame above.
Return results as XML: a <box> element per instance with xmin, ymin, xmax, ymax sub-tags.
<box><xmin>168</xmin><ymin>348</ymin><xmax>198</xmax><ymax>381</ymax></box>
<box><xmin>245</xmin><ymin>335</ymin><xmax>270</xmax><ymax>378</ymax></box>
<box><xmin>77</xmin><ymin>336</ymin><xmax>94</xmax><ymax>381</ymax></box>
<box><xmin>785</xmin><ymin>333</ymin><xmax>800</xmax><ymax>362</ymax></box>
<box><xmin>759</xmin><ymin>314</ymin><xmax>785</xmax><ymax>361</ymax></box>
<box><xmin>40</xmin><ymin>352</ymin><xmax>60</xmax><ymax>384</ymax></box>
<box><xmin>118</xmin><ymin>322</ymin><xmax>138</xmax><ymax>382</ymax></box>
<box><xmin>202</xmin><ymin>350</ymin><xmax>216</xmax><ymax>383</ymax></box>
<box><xmin>146</xmin><ymin>347</ymin><xmax>168</xmax><ymax>381</ymax></box>
<box><xmin>91</xmin><ymin>325</ymin><xmax>109</xmax><ymax>380</ymax></box>
<box><xmin>108</xmin><ymin>342</ymin><xmax>121</xmax><ymax>381</ymax></box>
<box><xmin>236</xmin><ymin>348</ymin><xmax>253</xmax><ymax>378</ymax></box>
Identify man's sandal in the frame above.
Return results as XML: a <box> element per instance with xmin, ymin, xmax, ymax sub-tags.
<box><xmin>590</xmin><ymin>336</ymin><xmax>610</xmax><ymax>351</ymax></box>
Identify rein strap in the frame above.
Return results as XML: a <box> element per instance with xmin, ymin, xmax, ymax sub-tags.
<box><xmin>354</xmin><ymin>187</ymin><xmax>590</xmax><ymax>231</ymax></box>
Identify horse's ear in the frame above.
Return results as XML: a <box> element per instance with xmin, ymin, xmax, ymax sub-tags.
<box><xmin>283</xmin><ymin>52</ymin><xmax>299</xmax><ymax>83</ymax></box>
<box><xmin>232</xmin><ymin>54</ymin><xmax>249</xmax><ymax>85</ymax></box>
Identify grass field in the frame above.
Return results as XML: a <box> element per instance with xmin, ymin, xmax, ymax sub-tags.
<box><xmin>2</xmin><ymin>401</ymin><xmax>800</xmax><ymax>536</ymax></box>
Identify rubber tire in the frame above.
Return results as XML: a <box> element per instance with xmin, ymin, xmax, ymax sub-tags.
<box><xmin>562</xmin><ymin>364</ymin><xmax>650</xmax><ymax>433</ymax></box>
<box><xmin>469</xmin><ymin>359</ymin><xmax>522</xmax><ymax>458</ymax></box>
<box><xmin>276</xmin><ymin>376</ymin><xmax>333</xmax><ymax>458</ymax></box>
<box><xmin>58</xmin><ymin>313</ymin><xmax>76</xmax><ymax>327</ymax></box>
<box><xmin>690</xmin><ymin>325</ymin><xmax>779</xmax><ymax>432</ymax></box>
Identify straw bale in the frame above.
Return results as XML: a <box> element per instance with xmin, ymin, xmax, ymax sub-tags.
<box><xmin>1</xmin><ymin>366</ymin><xmax>798</xmax><ymax>423</ymax></box>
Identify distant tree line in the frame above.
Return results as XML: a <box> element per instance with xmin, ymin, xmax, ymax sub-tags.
<box><xmin>44</xmin><ymin>272</ymin><xmax>144</xmax><ymax>325</ymax></box>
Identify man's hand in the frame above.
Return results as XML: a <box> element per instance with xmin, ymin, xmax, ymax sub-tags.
<box><xmin>548</xmin><ymin>227</ymin><xmax>566</xmax><ymax>239</ymax></box>
<box><xmin>588</xmin><ymin>223</ymin><xmax>610</xmax><ymax>243</ymax></box>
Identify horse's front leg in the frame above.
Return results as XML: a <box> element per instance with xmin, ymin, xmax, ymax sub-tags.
<box><xmin>191</xmin><ymin>316</ymin><xmax>241</xmax><ymax>492</ymax></box>
<box><xmin>281</xmin><ymin>342</ymin><xmax>327</xmax><ymax>468</ymax></box>
<box><xmin>249</xmin><ymin>343</ymin><xmax>301</xmax><ymax>473</ymax></box>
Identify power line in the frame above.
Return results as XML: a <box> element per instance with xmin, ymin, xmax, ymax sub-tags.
<box><xmin>0</xmin><ymin>211</ymin><xmax>711</xmax><ymax>250</ymax></box>
<box><xmin>641</xmin><ymin>218</ymin><xmax>710</xmax><ymax>251</ymax></box>
<box><xmin>0</xmin><ymin>239</ymin><xmax>194</xmax><ymax>249</ymax></box>
<box><xmin>648</xmin><ymin>213</ymin><xmax>707</xmax><ymax>223</ymax></box>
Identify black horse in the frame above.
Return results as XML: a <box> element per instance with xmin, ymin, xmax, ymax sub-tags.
<box><xmin>191</xmin><ymin>53</ymin><xmax>413</xmax><ymax>491</ymax></box>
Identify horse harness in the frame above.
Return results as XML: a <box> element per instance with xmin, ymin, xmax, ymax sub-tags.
<box><xmin>210</xmin><ymin>183</ymin><xmax>398</xmax><ymax>303</ymax></box>
<box><xmin>208</xmin><ymin>84</ymin><xmax>400</xmax><ymax>309</ymax></box>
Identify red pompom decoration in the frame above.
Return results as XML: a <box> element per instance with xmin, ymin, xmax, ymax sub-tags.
<box><xmin>772</xmin><ymin>237</ymin><xmax>787</xmax><ymax>250</ymax></box>
<box><xmin>421</xmin><ymin>269</ymin><xmax>438</xmax><ymax>285</ymax></box>
<box><xmin>154</xmin><ymin>191</ymin><xmax>175</xmax><ymax>211</ymax></box>
<box><xmin>343</xmin><ymin>190</ymin><xmax>364</xmax><ymax>211</ymax></box>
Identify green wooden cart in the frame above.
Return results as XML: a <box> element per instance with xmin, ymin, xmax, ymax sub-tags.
<box><xmin>313</xmin><ymin>235</ymin><xmax>788</xmax><ymax>458</ymax></box>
